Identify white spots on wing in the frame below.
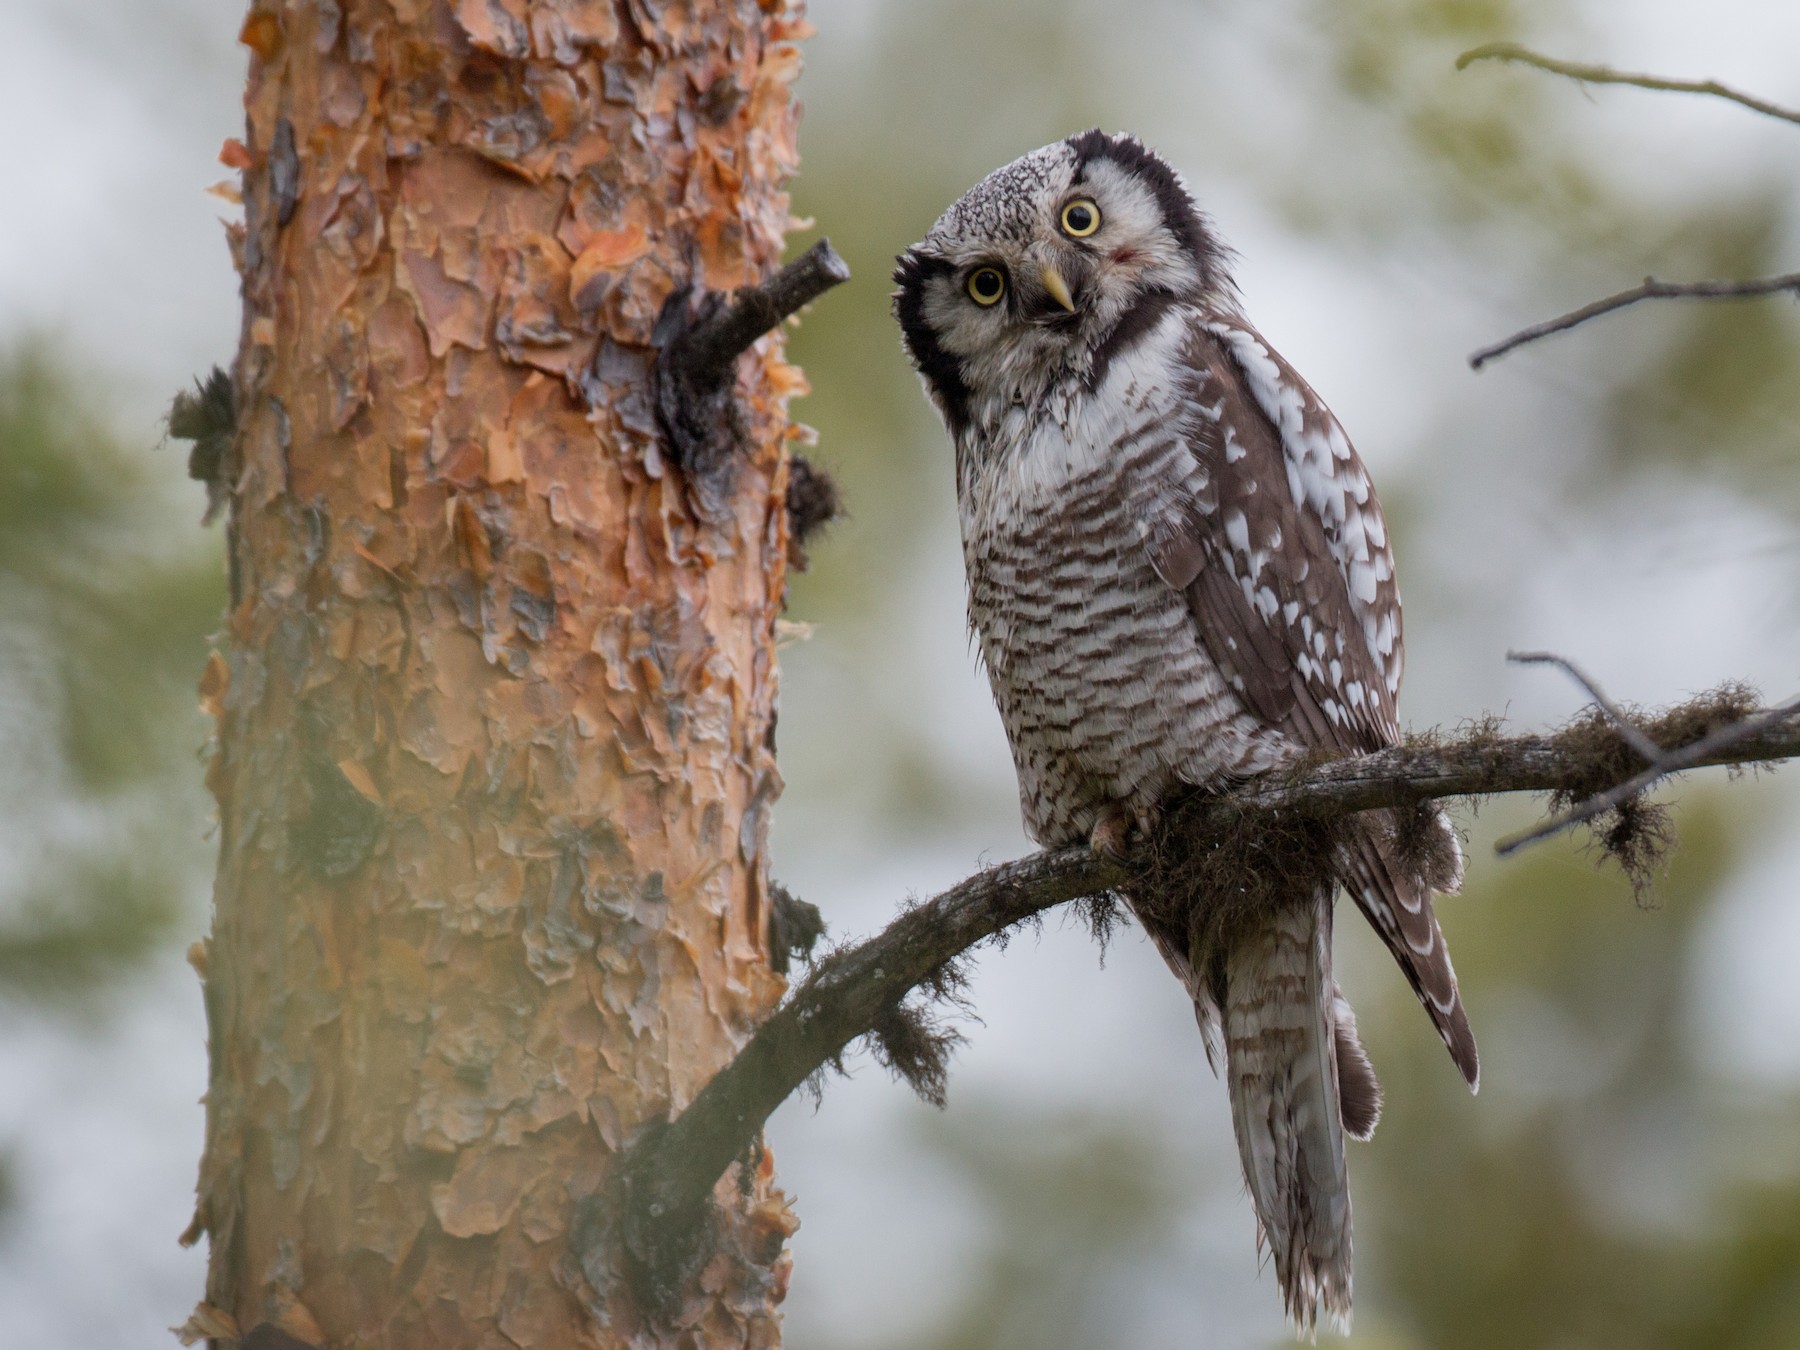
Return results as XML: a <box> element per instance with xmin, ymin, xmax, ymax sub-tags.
<box><xmin>1223</xmin><ymin>507</ymin><xmax>1250</xmax><ymax>557</ymax></box>
<box><xmin>1228</xmin><ymin>513</ymin><xmax>1282</xmax><ymax>591</ymax></box>
<box><xmin>1282</xmin><ymin>456</ymin><xmax>1306</xmax><ymax>519</ymax></box>
<box><xmin>1281</xmin><ymin>600</ymin><xmax>1300</xmax><ymax>625</ymax></box>
<box><xmin>1211</xmin><ymin>324</ymin><xmax>1345</xmax><ymax>539</ymax></box>
<box><xmin>1339</xmin><ymin>508</ymin><xmax>1371</xmax><ymax>563</ymax></box>
<box><xmin>1368</xmin><ymin>607</ymin><xmax>1403</xmax><ymax>698</ymax></box>
<box><xmin>1223</xmin><ymin>426</ymin><xmax>1247</xmax><ymax>462</ymax></box>
<box><xmin>1208</xmin><ymin>318</ymin><xmax>1405</xmax><ymax>699</ymax></box>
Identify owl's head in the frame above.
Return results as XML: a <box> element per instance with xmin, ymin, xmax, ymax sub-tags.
<box><xmin>893</xmin><ymin>130</ymin><xmax>1231</xmax><ymax>438</ymax></box>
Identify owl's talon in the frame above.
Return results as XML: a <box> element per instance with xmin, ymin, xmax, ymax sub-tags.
<box><xmin>1089</xmin><ymin>808</ymin><xmax>1137</xmax><ymax>860</ymax></box>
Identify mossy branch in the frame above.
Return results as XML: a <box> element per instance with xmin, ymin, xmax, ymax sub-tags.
<box><xmin>618</xmin><ymin>683</ymin><xmax>1800</xmax><ymax>1299</ymax></box>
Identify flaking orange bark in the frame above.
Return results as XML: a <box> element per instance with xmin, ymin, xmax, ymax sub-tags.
<box><xmin>184</xmin><ymin>1</ymin><xmax>810</xmax><ymax>1345</ymax></box>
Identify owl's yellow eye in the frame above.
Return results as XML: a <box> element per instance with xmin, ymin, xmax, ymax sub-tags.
<box><xmin>967</xmin><ymin>266</ymin><xmax>1007</xmax><ymax>306</ymax></box>
<box><xmin>1060</xmin><ymin>198</ymin><xmax>1101</xmax><ymax>238</ymax></box>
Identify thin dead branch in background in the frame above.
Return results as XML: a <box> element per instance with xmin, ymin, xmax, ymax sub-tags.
<box><xmin>1456</xmin><ymin>44</ymin><xmax>1800</xmax><ymax>368</ymax></box>
<box><xmin>1456</xmin><ymin>42</ymin><xmax>1800</xmax><ymax>126</ymax></box>
<box><xmin>1468</xmin><ymin>272</ymin><xmax>1800</xmax><ymax>369</ymax></box>
<box><xmin>1508</xmin><ymin>649</ymin><xmax>1667</xmax><ymax>762</ymax></box>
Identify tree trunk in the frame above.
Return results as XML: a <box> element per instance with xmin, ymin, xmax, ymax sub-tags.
<box><xmin>183</xmin><ymin>2</ymin><xmax>809</xmax><ymax>1344</ymax></box>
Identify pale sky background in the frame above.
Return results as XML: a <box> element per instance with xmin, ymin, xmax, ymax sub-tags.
<box><xmin>1</xmin><ymin>1</ymin><xmax>1798</xmax><ymax>1346</ymax></box>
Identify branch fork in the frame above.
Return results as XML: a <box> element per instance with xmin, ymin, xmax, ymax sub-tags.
<box><xmin>1498</xmin><ymin>652</ymin><xmax>1800</xmax><ymax>855</ymax></box>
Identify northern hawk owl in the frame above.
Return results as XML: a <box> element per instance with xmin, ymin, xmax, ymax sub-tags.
<box><xmin>892</xmin><ymin>130</ymin><xmax>1478</xmax><ymax>1331</ymax></box>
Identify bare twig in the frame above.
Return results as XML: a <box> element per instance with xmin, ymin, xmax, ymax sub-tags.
<box><xmin>616</xmin><ymin>684</ymin><xmax>1800</xmax><ymax>1295</ymax></box>
<box><xmin>1455</xmin><ymin>43</ymin><xmax>1800</xmax><ymax>369</ymax></box>
<box><xmin>1509</xmin><ymin>649</ymin><xmax>1665</xmax><ymax>763</ymax></box>
<box><xmin>1456</xmin><ymin>42</ymin><xmax>1800</xmax><ymax>126</ymax></box>
<box><xmin>1494</xmin><ymin>692</ymin><xmax>1800</xmax><ymax>855</ymax></box>
<box><xmin>1468</xmin><ymin>272</ymin><xmax>1800</xmax><ymax>369</ymax></box>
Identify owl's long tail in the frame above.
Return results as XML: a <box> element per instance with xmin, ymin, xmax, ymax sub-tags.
<box><xmin>1219</xmin><ymin>884</ymin><xmax>1366</xmax><ymax>1337</ymax></box>
<box><xmin>1345</xmin><ymin>805</ymin><xmax>1479</xmax><ymax>1090</ymax></box>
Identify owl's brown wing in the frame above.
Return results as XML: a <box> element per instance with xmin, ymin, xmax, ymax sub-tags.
<box><xmin>1144</xmin><ymin>319</ymin><xmax>1398</xmax><ymax>755</ymax></box>
<box><xmin>1145</xmin><ymin>314</ymin><xmax>1479</xmax><ymax>1090</ymax></box>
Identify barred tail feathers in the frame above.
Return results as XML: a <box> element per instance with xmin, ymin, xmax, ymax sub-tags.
<box><xmin>1332</xmin><ymin>989</ymin><xmax>1382</xmax><ymax>1142</ymax></box>
<box><xmin>1222</xmin><ymin>886</ymin><xmax>1354</xmax><ymax>1334</ymax></box>
<box><xmin>1345</xmin><ymin>809</ymin><xmax>1479</xmax><ymax>1090</ymax></box>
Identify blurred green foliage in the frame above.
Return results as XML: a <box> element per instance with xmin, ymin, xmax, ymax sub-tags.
<box><xmin>1308</xmin><ymin>0</ymin><xmax>1800</xmax><ymax>499</ymax></box>
<box><xmin>2</xmin><ymin>0</ymin><xmax>1795</xmax><ymax>1338</ymax></box>
<box><xmin>776</xmin><ymin>1</ymin><xmax>1800</xmax><ymax>1346</ymax></box>
<box><xmin>1348</xmin><ymin>799</ymin><xmax>1800</xmax><ymax>1348</ymax></box>
<box><xmin>1602</xmin><ymin>193</ymin><xmax>1800</xmax><ymax>486</ymax></box>
<box><xmin>1312</xmin><ymin>0</ymin><xmax>1623</xmax><ymax>237</ymax></box>
<box><xmin>905</xmin><ymin>1106</ymin><xmax>1186</xmax><ymax>1350</ymax></box>
<box><xmin>0</xmin><ymin>347</ymin><xmax>222</xmax><ymax>1001</ymax></box>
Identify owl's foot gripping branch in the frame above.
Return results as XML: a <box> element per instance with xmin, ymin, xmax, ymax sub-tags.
<box><xmin>611</xmin><ymin>669</ymin><xmax>1800</xmax><ymax>1311</ymax></box>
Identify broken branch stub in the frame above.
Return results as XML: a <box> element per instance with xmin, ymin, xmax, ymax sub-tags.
<box><xmin>653</xmin><ymin>238</ymin><xmax>851</xmax><ymax>511</ymax></box>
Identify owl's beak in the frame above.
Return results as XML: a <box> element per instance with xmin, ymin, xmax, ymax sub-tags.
<box><xmin>1038</xmin><ymin>264</ymin><xmax>1077</xmax><ymax>313</ymax></box>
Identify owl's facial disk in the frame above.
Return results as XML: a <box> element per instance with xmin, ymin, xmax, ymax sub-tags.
<box><xmin>940</xmin><ymin>158</ymin><xmax>1197</xmax><ymax>330</ymax></box>
<box><xmin>895</xmin><ymin>131</ymin><xmax>1225</xmax><ymax>438</ymax></box>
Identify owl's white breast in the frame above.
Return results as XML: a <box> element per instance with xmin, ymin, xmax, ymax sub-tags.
<box><xmin>958</xmin><ymin>306</ymin><xmax>1192</xmax><ymax>541</ymax></box>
